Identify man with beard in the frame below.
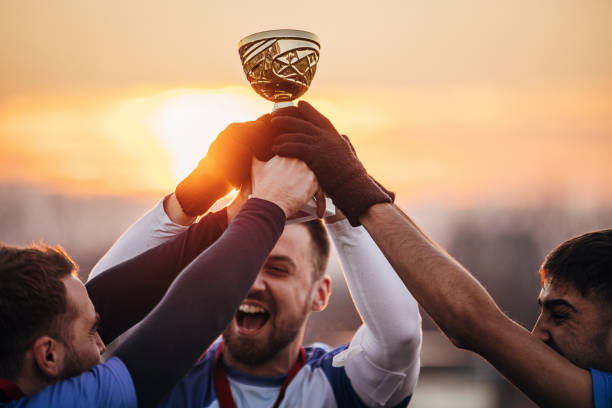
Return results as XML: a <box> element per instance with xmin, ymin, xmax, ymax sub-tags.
<box><xmin>91</xmin><ymin>129</ymin><xmax>422</xmax><ymax>406</ymax></box>
<box><xmin>270</xmin><ymin>100</ymin><xmax>612</xmax><ymax>408</ymax></box>
<box><xmin>0</xmin><ymin>155</ymin><xmax>319</xmax><ymax>407</ymax></box>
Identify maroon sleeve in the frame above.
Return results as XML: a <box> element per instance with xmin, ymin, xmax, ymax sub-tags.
<box><xmin>86</xmin><ymin>209</ymin><xmax>227</xmax><ymax>345</ymax></box>
<box><xmin>112</xmin><ymin>198</ymin><xmax>285</xmax><ymax>407</ymax></box>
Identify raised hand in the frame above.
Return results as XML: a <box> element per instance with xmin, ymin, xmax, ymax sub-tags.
<box><xmin>175</xmin><ymin>115</ymin><xmax>274</xmax><ymax>217</ymax></box>
<box><xmin>271</xmin><ymin>101</ymin><xmax>393</xmax><ymax>226</ymax></box>
<box><xmin>251</xmin><ymin>156</ymin><xmax>319</xmax><ymax>218</ymax></box>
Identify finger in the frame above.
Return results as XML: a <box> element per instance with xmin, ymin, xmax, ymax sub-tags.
<box><xmin>297</xmin><ymin>101</ymin><xmax>338</xmax><ymax>133</ymax></box>
<box><xmin>270</xmin><ymin>115</ymin><xmax>319</xmax><ymax>135</ymax></box>
<box><xmin>315</xmin><ymin>188</ymin><xmax>326</xmax><ymax>218</ymax></box>
<box><xmin>255</xmin><ymin>113</ymin><xmax>272</xmax><ymax>123</ymax></box>
<box><xmin>271</xmin><ymin>142</ymin><xmax>312</xmax><ymax>160</ymax></box>
<box><xmin>273</xmin><ymin>132</ymin><xmax>316</xmax><ymax>146</ymax></box>
<box><xmin>341</xmin><ymin>134</ymin><xmax>357</xmax><ymax>155</ymax></box>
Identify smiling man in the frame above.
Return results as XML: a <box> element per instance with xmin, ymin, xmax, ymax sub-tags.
<box><xmin>270</xmin><ymin>100</ymin><xmax>612</xmax><ymax>408</ymax></box>
<box><xmin>91</xmin><ymin>131</ymin><xmax>422</xmax><ymax>406</ymax></box>
<box><xmin>93</xmin><ymin>201</ymin><xmax>422</xmax><ymax>408</ymax></box>
<box><xmin>0</xmin><ymin>155</ymin><xmax>320</xmax><ymax>407</ymax></box>
<box><xmin>533</xmin><ymin>233</ymin><xmax>612</xmax><ymax>374</ymax></box>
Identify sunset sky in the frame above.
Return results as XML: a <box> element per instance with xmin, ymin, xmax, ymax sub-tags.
<box><xmin>1</xmin><ymin>0</ymin><xmax>611</xmax><ymax>208</ymax></box>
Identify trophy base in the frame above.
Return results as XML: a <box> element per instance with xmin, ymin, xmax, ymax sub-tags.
<box><xmin>273</xmin><ymin>101</ymin><xmax>294</xmax><ymax>110</ymax></box>
<box><xmin>287</xmin><ymin>196</ymin><xmax>335</xmax><ymax>224</ymax></box>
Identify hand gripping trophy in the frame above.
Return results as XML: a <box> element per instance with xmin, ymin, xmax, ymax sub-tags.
<box><xmin>238</xmin><ymin>29</ymin><xmax>334</xmax><ymax>222</ymax></box>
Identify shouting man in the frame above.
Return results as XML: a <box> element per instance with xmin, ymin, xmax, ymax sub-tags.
<box><xmin>91</xmin><ymin>116</ymin><xmax>422</xmax><ymax>407</ymax></box>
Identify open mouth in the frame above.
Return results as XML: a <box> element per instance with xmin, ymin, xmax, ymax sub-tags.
<box><xmin>235</xmin><ymin>303</ymin><xmax>270</xmax><ymax>334</ymax></box>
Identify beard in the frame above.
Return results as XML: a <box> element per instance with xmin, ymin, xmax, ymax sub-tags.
<box><xmin>222</xmin><ymin>299</ymin><xmax>310</xmax><ymax>366</ymax></box>
<box><xmin>57</xmin><ymin>341</ymin><xmax>100</xmax><ymax>380</ymax></box>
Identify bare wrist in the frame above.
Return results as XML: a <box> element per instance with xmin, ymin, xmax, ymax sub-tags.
<box><xmin>248</xmin><ymin>194</ymin><xmax>289</xmax><ymax>217</ymax></box>
<box><xmin>164</xmin><ymin>193</ymin><xmax>198</xmax><ymax>226</ymax></box>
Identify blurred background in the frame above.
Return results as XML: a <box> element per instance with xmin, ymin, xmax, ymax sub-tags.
<box><xmin>1</xmin><ymin>1</ymin><xmax>611</xmax><ymax>406</ymax></box>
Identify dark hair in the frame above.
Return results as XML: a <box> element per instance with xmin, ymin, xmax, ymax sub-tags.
<box><xmin>0</xmin><ymin>243</ymin><xmax>78</xmax><ymax>379</ymax></box>
<box><xmin>301</xmin><ymin>219</ymin><xmax>330</xmax><ymax>280</ymax></box>
<box><xmin>540</xmin><ymin>229</ymin><xmax>612</xmax><ymax>307</ymax></box>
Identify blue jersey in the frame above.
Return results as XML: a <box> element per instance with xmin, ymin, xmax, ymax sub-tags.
<box><xmin>159</xmin><ymin>342</ymin><xmax>411</xmax><ymax>408</ymax></box>
<box><xmin>591</xmin><ymin>368</ymin><xmax>612</xmax><ymax>408</ymax></box>
<box><xmin>2</xmin><ymin>357</ymin><xmax>136</xmax><ymax>408</ymax></box>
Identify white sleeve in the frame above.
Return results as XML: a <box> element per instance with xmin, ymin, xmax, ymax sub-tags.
<box><xmin>88</xmin><ymin>196</ymin><xmax>189</xmax><ymax>280</ymax></box>
<box><xmin>326</xmin><ymin>219</ymin><xmax>422</xmax><ymax>408</ymax></box>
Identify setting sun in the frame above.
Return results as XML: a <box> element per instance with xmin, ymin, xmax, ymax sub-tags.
<box><xmin>149</xmin><ymin>88</ymin><xmax>269</xmax><ymax>182</ymax></box>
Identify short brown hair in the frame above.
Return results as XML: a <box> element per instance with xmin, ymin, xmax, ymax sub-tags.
<box><xmin>0</xmin><ymin>243</ymin><xmax>78</xmax><ymax>379</ymax></box>
<box><xmin>301</xmin><ymin>219</ymin><xmax>330</xmax><ymax>281</ymax></box>
<box><xmin>540</xmin><ymin>229</ymin><xmax>612</xmax><ymax>308</ymax></box>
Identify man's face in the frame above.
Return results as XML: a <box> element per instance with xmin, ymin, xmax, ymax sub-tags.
<box><xmin>532</xmin><ymin>276</ymin><xmax>612</xmax><ymax>371</ymax></box>
<box><xmin>223</xmin><ymin>224</ymin><xmax>329</xmax><ymax>365</ymax></box>
<box><xmin>58</xmin><ymin>276</ymin><xmax>105</xmax><ymax>379</ymax></box>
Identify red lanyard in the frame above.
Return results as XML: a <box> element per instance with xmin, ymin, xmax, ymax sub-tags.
<box><xmin>0</xmin><ymin>378</ymin><xmax>25</xmax><ymax>401</ymax></box>
<box><xmin>214</xmin><ymin>342</ymin><xmax>306</xmax><ymax>408</ymax></box>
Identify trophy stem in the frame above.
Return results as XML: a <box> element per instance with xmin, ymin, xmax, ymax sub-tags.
<box><xmin>273</xmin><ymin>101</ymin><xmax>294</xmax><ymax>111</ymax></box>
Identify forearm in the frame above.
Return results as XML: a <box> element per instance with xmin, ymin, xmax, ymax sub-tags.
<box><xmin>89</xmin><ymin>196</ymin><xmax>190</xmax><ymax>279</ymax></box>
<box><xmin>360</xmin><ymin>203</ymin><xmax>593</xmax><ymax>408</ymax></box>
<box><xmin>360</xmin><ymin>203</ymin><xmax>502</xmax><ymax>349</ymax></box>
<box><xmin>113</xmin><ymin>198</ymin><xmax>286</xmax><ymax>407</ymax></box>
<box><xmin>90</xmin><ymin>190</ymin><xmax>246</xmax><ymax>281</ymax></box>
<box><xmin>328</xmin><ymin>219</ymin><xmax>421</xmax><ymax>366</ymax></box>
<box><xmin>86</xmin><ymin>208</ymin><xmax>227</xmax><ymax>344</ymax></box>
<box><xmin>327</xmin><ymin>219</ymin><xmax>421</xmax><ymax>406</ymax></box>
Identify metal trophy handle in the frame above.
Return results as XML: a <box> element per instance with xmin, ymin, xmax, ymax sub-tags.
<box><xmin>238</xmin><ymin>29</ymin><xmax>335</xmax><ymax>223</ymax></box>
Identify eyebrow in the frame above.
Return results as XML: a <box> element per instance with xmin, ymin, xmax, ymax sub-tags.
<box><xmin>266</xmin><ymin>255</ymin><xmax>296</xmax><ymax>270</ymax></box>
<box><xmin>538</xmin><ymin>298</ymin><xmax>577</xmax><ymax>312</ymax></box>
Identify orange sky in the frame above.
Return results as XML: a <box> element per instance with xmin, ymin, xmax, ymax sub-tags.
<box><xmin>1</xmin><ymin>1</ymin><xmax>611</xmax><ymax>207</ymax></box>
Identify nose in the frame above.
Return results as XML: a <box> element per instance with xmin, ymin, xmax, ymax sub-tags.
<box><xmin>531</xmin><ymin>313</ymin><xmax>550</xmax><ymax>343</ymax></box>
<box><xmin>248</xmin><ymin>271</ymin><xmax>267</xmax><ymax>293</ymax></box>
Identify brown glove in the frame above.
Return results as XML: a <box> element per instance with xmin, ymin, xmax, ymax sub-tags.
<box><xmin>271</xmin><ymin>101</ymin><xmax>393</xmax><ymax>226</ymax></box>
<box><xmin>175</xmin><ymin>114</ymin><xmax>274</xmax><ymax>216</ymax></box>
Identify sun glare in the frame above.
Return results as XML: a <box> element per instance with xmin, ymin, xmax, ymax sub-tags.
<box><xmin>150</xmin><ymin>88</ymin><xmax>269</xmax><ymax>182</ymax></box>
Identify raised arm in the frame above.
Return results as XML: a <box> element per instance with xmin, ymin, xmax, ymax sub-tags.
<box><xmin>90</xmin><ymin>114</ymin><xmax>274</xmax><ymax>279</ymax></box>
<box><xmin>271</xmin><ymin>101</ymin><xmax>594</xmax><ymax>408</ymax></box>
<box><xmin>86</xmin><ymin>207</ymin><xmax>228</xmax><ymax>344</ymax></box>
<box><xmin>326</xmin><ymin>214</ymin><xmax>421</xmax><ymax>407</ymax></box>
<box><xmin>89</xmin><ymin>195</ymin><xmax>191</xmax><ymax>277</ymax></box>
<box><xmin>112</xmin><ymin>156</ymin><xmax>319</xmax><ymax>407</ymax></box>
<box><xmin>360</xmin><ymin>204</ymin><xmax>592</xmax><ymax>408</ymax></box>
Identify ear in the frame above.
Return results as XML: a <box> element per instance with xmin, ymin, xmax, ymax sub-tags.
<box><xmin>311</xmin><ymin>275</ymin><xmax>332</xmax><ymax>312</ymax></box>
<box><xmin>32</xmin><ymin>336</ymin><xmax>64</xmax><ymax>378</ymax></box>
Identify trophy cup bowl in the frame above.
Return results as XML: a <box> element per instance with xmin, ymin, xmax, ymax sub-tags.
<box><xmin>238</xmin><ymin>29</ymin><xmax>320</xmax><ymax>110</ymax></box>
<box><xmin>238</xmin><ymin>29</ymin><xmax>334</xmax><ymax>223</ymax></box>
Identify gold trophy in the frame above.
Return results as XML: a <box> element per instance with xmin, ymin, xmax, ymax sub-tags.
<box><xmin>238</xmin><ymin>29</ymin><xmax>334</xmax><ymax>223</ymax></box>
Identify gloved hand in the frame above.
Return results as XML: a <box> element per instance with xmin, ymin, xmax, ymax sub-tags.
<box><xmin>175</xmin><ymin>114</ymin><xmax>274</xmax><ymax>217</ymax></box>
<box><xmin>271</xmin><ymin>101</ymin><xmax>393</xmax><ymax>226</ymax></box>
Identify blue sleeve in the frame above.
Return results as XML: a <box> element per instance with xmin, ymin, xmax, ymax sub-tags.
<box><xmin>591</xmin><ymin>368</ymin><xmax>612</xmax><ymax>408</ymax></box>
<box><xmin>6</xmin><ymin>357</ymin><xmax>137</xmax><ymax>408</ymax></box>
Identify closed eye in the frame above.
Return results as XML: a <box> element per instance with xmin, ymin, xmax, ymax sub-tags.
<box><xmin>90</xmin><ymin>313</ymin><xmax>101</xmax><ymax>334</ymax></box>
<box><xmin>266</xmin><ymin>265</ymin><xmax>289</xmax><ymax>274</ymax></box>
<box><xmin>551</xmin><ymin>312</ymin><xmax>569</xmax><ymax>325</ymax></box>
<box><xmin>264</xmin><ymin>255</ymin><xmax>295</xmax><ymax>276</ymax></box>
